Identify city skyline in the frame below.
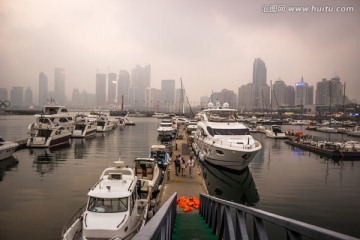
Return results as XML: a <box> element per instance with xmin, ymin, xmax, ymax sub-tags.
<box><xmin>1</xmin><ymin>0</ymin><xmax>359</xmax><ymax>103</ymax></box>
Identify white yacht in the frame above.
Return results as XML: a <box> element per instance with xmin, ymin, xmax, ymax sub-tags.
<box><xmin>89</xmin><ymin>113</ymin><xmax>117</xmax><ymax>132</ymax></box>
<box><xmin>186</xmin><ymin>120</ymin><xmax>198</xmax><ymax>134</ymax></box>
<box><xmin>71</xmin><ymin>114</ymin><xmax>97</xmax><ymax>138</ymax></box>
<box><xmin>265</xmin><ymin>125</ymin><xmax>287</xmax><ymax>139</ymax></box>
<box><xmin>27</xmin><ymin>116</ymin><xmax>72</xmax><ymax>148</ymax></box>
<box><xmin>36</xmin><ymin>104</ymin><xmax>74</xmax><ymax>131</ymax></box>
<box><xmin>157</xmin><ymin>119</ymin><xmax>175</xmax><ymax>136</ymax></box>
<box><xmin>0</xmin><ymin>137</ymin><xmax>19</xmax><ymax>161</ymax></box>
<box><xmin>194</xmin><ymin>102</ymin><xmax>262</xmax><ymax>171</ymax></box>
<box><xmin>61</xmin><ymin>161</ymin><xmax>149</xmax><ymax>240</ymax></box>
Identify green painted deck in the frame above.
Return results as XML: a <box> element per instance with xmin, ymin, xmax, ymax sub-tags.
<box><xmin>172</xmin><ymin>213</ymin><xmax>217</xmax><ymax>240</ymax></box>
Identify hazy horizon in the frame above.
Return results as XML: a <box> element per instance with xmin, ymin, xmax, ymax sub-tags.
<box><xmin>1</xmin><ymin>0</ymin><xmax>360</xmax><ymax>104</ymax></box>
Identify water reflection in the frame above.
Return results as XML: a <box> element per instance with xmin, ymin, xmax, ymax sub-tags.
<box><xmin>200</xmin><ymin>161</ymin><xmax>259</xmax><ymax>206</ymax></box>
<box><xmin>29</xmin><ymin>147</ymin><xmax>70</xmax><ymax>176</ymax></box>
<box><xmin>0</xmin><ymin>157</ymin><xmax>19</xmax><ymax>181</ymax></box>
<box><xmin>72</xmin><ymin>138</ymin><xmax>88</xmax><ymax>159</ymax></box>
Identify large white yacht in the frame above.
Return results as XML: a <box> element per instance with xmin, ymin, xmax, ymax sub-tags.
<box><xmin>27</xmin><ymin>116</ymin><xmax>72</xmax><ymax>148</ymax></box>
<box><xmin>157</xmin><ymin>119</ymin><xmax>175</xmax><ymax>136</ymax></box>
<box><xmin>61</xmin><ymin>161</ymin><xmax>149</xmax><ymax>240</ymax></box>
<box><xmin>71</xmin><ymin>114</ymin><xmax>97</xmax><ymax>138</ymax></box>
<box><xmin>89</xmin><ymin>112</ymin><xmax>117</xmax><ymax>132</ymax></box>
<box><xmin>36</xmin><ymin>104</ymin><xmax>74</xmax><ymax>131</ymax></box>
<box><xmin>194</xmin><ymin>102</ymin><xmax>262</xmax><ymax>171</ymax></box>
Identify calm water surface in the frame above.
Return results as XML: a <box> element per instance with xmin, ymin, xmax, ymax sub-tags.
<box><xmin>0</xmin><ymin>115</ymin><xmax>359</xmax><ymax>239</ymax></box>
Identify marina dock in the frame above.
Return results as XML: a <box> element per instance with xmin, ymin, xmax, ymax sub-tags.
<box><xmin>159</xmin><ymin>125</ymin><xmax>208</xmax><ymax>212</ymax></box>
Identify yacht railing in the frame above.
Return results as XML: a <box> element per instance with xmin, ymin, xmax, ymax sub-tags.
<box><xmin>213</xmin><ymin>138</ymin><xmax>261</xmax><ymax>150</ymax></box>
<box><xmin>61</xmin><ymin>203</ymin><xmax>86</xmax><ymax>237</ymax></box>
<box><xmin>200</xmin><ymin>194</ymin><xmax>359</xmax><ymax>240</ymax></box>
<box><xmin>132</xmin><ymin>192</ymin><xmax>177</xmax><ymax>240</ymax></box>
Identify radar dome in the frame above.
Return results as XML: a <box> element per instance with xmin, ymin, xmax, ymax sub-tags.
<box><xmin>207</xmin><ymin>102</ymin><xmax>214</xmax><ymax>108</ymax></box>
<box><xmin>223</xmin><ymin>102</ymin><xmax>230</xmax><ymax>108</ymax></box>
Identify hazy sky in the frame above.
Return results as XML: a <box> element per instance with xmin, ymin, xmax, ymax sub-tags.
<box><xmin>1</xmin><ymin>0</ymin><xmax>360</xmax><ymax>104</ymax></box>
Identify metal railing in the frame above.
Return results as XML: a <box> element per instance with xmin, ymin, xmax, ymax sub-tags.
<box><xmin>200</xmin><ymin>194</ymin><xmax>359</xmax><ymax>240</ymax></box>
<box><xmin>132</xmin><ymin>192</ymin><xmax>177</xmax><ymax>240</ymax></box>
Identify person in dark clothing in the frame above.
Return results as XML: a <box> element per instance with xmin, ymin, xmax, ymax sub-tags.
<box><xmin>174</xmin><ymin>155</ymin><xmax>181</xmax><ymax>176</ymax></box>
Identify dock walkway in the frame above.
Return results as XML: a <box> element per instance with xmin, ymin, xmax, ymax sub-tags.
<box><xmin>159</xmin><ymin>126</ymin><xmax>208</xmax><ymax>213</ymax></box>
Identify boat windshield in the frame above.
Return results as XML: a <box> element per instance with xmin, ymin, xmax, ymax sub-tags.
<box><xmin>87</xmin><ymin>197</ymin><xmax>128</xmax><ymax>213</ymax></box>
<box><xmin>207</xmin><ymin>126</ymin><xmax>250</xmax><ymax>136</ymax></box>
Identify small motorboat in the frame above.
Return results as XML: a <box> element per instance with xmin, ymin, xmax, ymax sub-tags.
<box><xmin>265</xmin><ymin>125</ymin><xmax>287</xmax><ymax>139</ymax></box>
<box><xmin>61</xmin><ymin>160</ymin><xmax>149</xmax><ymax>240</ymax></box>
<box><xmin>71</xmin><ymin>114</ymin><xmax>97</xmax><ymax>138</ymax></box>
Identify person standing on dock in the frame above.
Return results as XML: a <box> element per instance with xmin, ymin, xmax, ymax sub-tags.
<box><xmin>180</xmin><ymin>156</ymin><xmax>186</xmax><ymax>176</ymax></box>
<box><xmin>187</xmin><ymin>155</ymin><xmax>195</xmax><ymax>178</ymax></box>
<box><xmin>174</xmin><ymin>155</ymin><xmax>181</xmax><ymax>176</ymax></box>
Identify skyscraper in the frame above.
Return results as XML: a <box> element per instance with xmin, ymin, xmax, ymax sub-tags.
<box><xmin>252</xmin><ymin>58</ymin><xmax>268</xmax><ymax>109</ymax></box>
<box><xmin>54</xmin><ymin>68</ymin><xmax>66</xmax><ymax>104</ymax></box>
<box><xmin>24</xmin><ymin>87</ymin><xmax>33</xmax><ymax>107</ymax></box>
<box><xmin>96</xmin><ymin>73</ymin><xmax>106</xmax><ymax>107</ymax></box>
<box><xmin>315</xmin><ymin>76</ymin><xmax>343</xmax><ymax>106</ymax></box>
<box><xmin>118</xmin><ymin>70</ymin><xmax>130</xmax><ymax>105</ymax></box>
<box><xmin>108</xmin><ymin>72</ymin><xmax>117</xmax><ymax>104</ymax></box>
<box><xmin>10</xmin><ymin>86</ymin><xmax>24</xmax><ymax>107</ymax></box>
<box><xmin>161</xmin><ymin>79</ymin><xmax>175</xmax><ymax>112</ymax></box>
<box><xmin>131</xmin><ymin>64</ymin><xmax>151</xmax><ymax>109</ymax></box>
<box><xmin>295</xmin><ymin>77</ymin><xmax>313</xmax><ymax>106</ymax></box>
<box><xmin>272</xmin><ymin>79</ymin><xmax>287</xmax><ymax>108</ymax></box>
<box><xmin>39</xmin><ymin>72</ymin><xmax>48</xmax><ymax>107</ymax></box>
<box><xmin>0</xmin><ymin>88</ymin><xmax>9</xmax><ymax>102</ymax></box>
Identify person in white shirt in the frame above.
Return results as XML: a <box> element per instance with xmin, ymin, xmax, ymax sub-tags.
<box><xmin>187</xmin><ymin>155</ymin><xmax>195</xmax><ymax>178</ymax></box>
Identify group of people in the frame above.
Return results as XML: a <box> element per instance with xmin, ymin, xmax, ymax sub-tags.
<box><xmin>174</xmin><ymin>154</ymin><xmax>195</xmax><ymax>178</ymax></box>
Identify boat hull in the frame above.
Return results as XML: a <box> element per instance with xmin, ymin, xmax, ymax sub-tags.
<box><xmin>0</xmin><ymin>142</ymin><xmax>18</xmax><ymax>161</ymax></box>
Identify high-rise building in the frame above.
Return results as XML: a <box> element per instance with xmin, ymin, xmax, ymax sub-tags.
<box><xmin>71</xmin><ymin>88</ymin><xmax>80</xmax><ymax>107</ymax></box>
<box><xmin>295</xmin><ymin>77</ymin><xmax>313</xmax><ymax>106</ymax></box>
<box><xmin>108</xmin><ymin>72</ymin><xmax>117</xmax><ymax>104</ymax></box>
<box><xmin>24</xmin><ymin>87</ymin><xmax>33</xmax><ymax>107</ymax></box>
<box><xmin>131</xmin><ymin>64</ymin><xmax>151</xmax><ymax>109</ymax></box>
<box><xmin>252</xmin><ymin>58</ymin><xmax>268</xmax><ymax>109</ymax></box>
<box><xmin>96</xmin><ymin>73</ymin><xmax>107</xmax><ymax>107</ymax></box>
<box><xmin>10</xmin><ymin>86</ymin><xmax>24</xmax><ymax>107</ymax></box>
<box><xmin>199</xmin><ymin>95</ymin><xmax>210</xmax><ymax>109</ymax></box>
<box><xmin>118</xmin><ymin>70</ymin><xmax>130</xmax><ymax>105</ymax></box>
<box><xmin>238</xmin><ymin>83</ymin><xmax>255</xmax><ymax>110</ymax></box>
<box><xmin>54</xmin><ymin>68</ymin><xmax>65</xmax><ymax>104</ymax></box>
<box><xmin>315</xmin><ymin>76</ymin><xmax>343</xmax><ymax>106</ymax></box>
<box><xmin>286</xmin><ymin>86</ymin><xmax>295</xmax><ymax>106</ymax></box>
<box><xmin>39</xmin><ymin>72</ymin><xmax>48</xmax><ymax>107</ymax></box>
<box><xmin>145</xmin><ymin>88</ymin><xmax>161</xmax><ymax>111</ymax></box>
<box><xmin>161</xmin><ymin>80</ymin><xmax>175</xmax><ymax>112</ymax></box>
<box><xmin>272</xmin><ymin>79</ymin><xmax>287</xmax><ymax>108</ymax></box>
<box><xmin>219</xmin><ymin>89</ymin><xmax>237</xmax><ymax>109</ymax></box>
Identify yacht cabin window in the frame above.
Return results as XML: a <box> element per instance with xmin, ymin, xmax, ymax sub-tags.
<box><xmin>87</xmin><ymin>197</ymin><xmax>128</xmax><ymax>213</ymax></box>
<box><xmin>206</xmin><ymin>127</ymin><xmax>250</xmax><ymax>136</ymax></box>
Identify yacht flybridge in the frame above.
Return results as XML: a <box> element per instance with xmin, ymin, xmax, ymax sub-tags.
<box><xmin>194</xmin><ymin>102</ymin><xmax>262</xmax><ymax>171</ymax></box>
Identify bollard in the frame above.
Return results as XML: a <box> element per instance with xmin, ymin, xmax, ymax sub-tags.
<box><xmin>167</xmin><ymin>168</ymin><xmax>170</xmax><ymax>182</ymax></box>
<box><xmin>175</xmin><ymin>143</ymin><xmax>178</xmax><ymax>150</ymax></box>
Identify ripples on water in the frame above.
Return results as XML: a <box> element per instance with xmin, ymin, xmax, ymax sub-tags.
<box><xmin>0</xmin><ymin>115</ymin><xmax>360</xmax><ymax>239</ymax></box>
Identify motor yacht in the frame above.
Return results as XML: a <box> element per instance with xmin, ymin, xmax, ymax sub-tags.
<box><xmin>0</xmin><ymin>137</ymin><xmax>19</xmax><ymax>161</ymax></box>
<box><xmin>186</xmin><ymin>120</ymin><xmax>198</xmax><ymax>134</ymax></box>
<box><xmin>194</xmin><ymin>102</ymin><xmax>262</xmax><ymax>171</ymax></box>
<box><xmin>27</xmin><ymin>116</ymin><xmax>72</xmax><ymax>148</ymax></box>
<box><xmin>89</xmin><ymin>113</ymin><xmax>117</xmax><ymax>132</ymax></box>
<box><xmin>149</xmin><ymin>145</ymin><xmax>172</xmax><ymax>170</ymax></box>
<box><xmin>265</xmin><ymin>125</ymin><xmax>287</xmax><ymax>139</ymax></box>
<box><xmin>347</xmin><ymin>126</ymin><xmax>360</xmax><ymax>137</ymax></box>
<box><xmin>71</xmin><ymin>114</ymin><xmax>97</xmax><ymax>138</ymax></box>
<box><xmin>157</xmin><ymin>119</ymin><xmax>175</xmax><ymax>136</ymax></box>
<box><xmin>61</xmin><ymin>160</ymin><xmax>149</xmax><ymax>240</ymax></box>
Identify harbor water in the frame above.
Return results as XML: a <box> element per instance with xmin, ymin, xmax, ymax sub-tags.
<box><xmin>0</xmin><ymin>115</ymin><xmax>360</xmax><ymax>239</ymax></box>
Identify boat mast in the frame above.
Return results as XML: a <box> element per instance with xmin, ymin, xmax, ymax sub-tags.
<box><xmin>180</xmin><ymin>78</ymin><xmax>184</xmax><ymax>115</ymax></box>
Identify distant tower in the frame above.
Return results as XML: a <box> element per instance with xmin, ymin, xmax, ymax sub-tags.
<box><xmin>54</xmin><ymin>68</ymin><xmax>65</xmax><ymax>104</ymax></box>
<box><xmin>131</xmin><ymin>64</ymin><xmax>151</xmax><ymax>109</ymax></box>
<box><xmin>108</xmin><ymin>72</ymin><xmax>117</xmax><ymax>104</ymax></box>
<box><xmin>10</xmin><ymin>86</ymin><xmax>24</xmax><ymax>107</ymax></box>
<box><xmin>118</xmin><ymin>70</ymin><xmax>130</xmax><ymax>105</ymax></box>
<box><xmin>161</xmin><ymin>79</ymin><xmax>175</xmax><ymax>112</ymax></box>
<box><xmin>39</xmin><ymin>72</ymin><xmax>48</xmax><ymax>106</ymax></box>
<box><xmin>252</xmin><ymin>58</ymin><xmax>268</xmax><ymax>109</ymax></box>
<box><xmin>96</xmin><ymin>73</ymin><xmax>107</xmax><ymax>108</ymax></box>
<box><xmin>24</xmin><ymin>87</ymin><xmax>33</xmax><ymax>107</ymax></box>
